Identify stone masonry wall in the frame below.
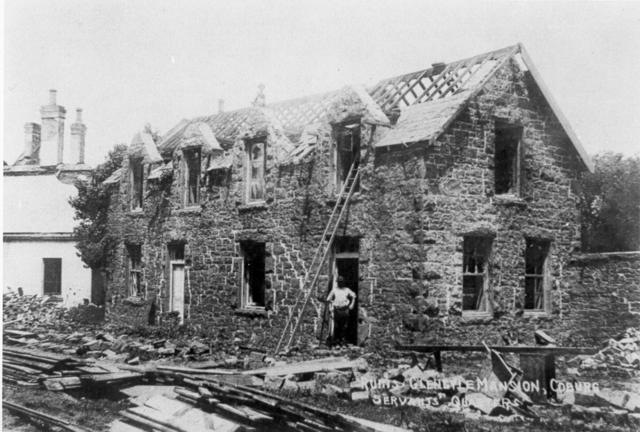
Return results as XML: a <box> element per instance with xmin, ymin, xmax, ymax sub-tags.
<box><xmin>103</xmin><ymin>59</ymin><xmax>618</xmax><ymax>351</ymax></box>
<box><xmin>563</xmin><ymin>252</ymin><xmax>640</xmax><ymax>345</ymax></box>
<box><xmin>360</xmin><ymin>59</ymin><xmax>588</xmax><ymax>349</ymax></box>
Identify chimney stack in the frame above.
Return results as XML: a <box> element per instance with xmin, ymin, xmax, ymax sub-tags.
<box><xmin>18</xmin><ymin>123</ymin><xmax>41</xmax><ymax>165</ymax></box>
<box><xmin>218</xmin><ymin>99</ymin><xmax>225</xmax><ymax>113</ymax></box>
<box><xmin>70</xmin><ymin>108</ymin><xmax>87</xmax><ymax>164</ymax></box>
<box><xmin>252</xmin><ymin>84</ymin><xmax>266</xmax><ymax>107</ymax></box>
<box><xmin>40</xmin><ymin>89</ymin><xmax>66</xmax><ymax>165</ymax></box>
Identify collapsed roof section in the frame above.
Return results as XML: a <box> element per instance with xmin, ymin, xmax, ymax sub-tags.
<box><xmin>118</xmin><ymin>43</ymin><xmax>592</xmax><ymax>177</ymax></box>
<box><xmin>370</xmin><ymin>44</ymin><xmax>593</xmax><ymax>172</ymax></box>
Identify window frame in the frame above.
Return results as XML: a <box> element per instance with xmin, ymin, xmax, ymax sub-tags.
<box><xmin>493</xmin><ymin>121</ymin><xmax>523</xmax><ymax>196</ymax></box>
<box><xmin>524</xmin><ymin>239</ymin><xmax>551</xmax><ymax>313</ymax></box>
<box><xmin>461</xmin><ymin>236</ymin><xmax>493</xmax><ymax>315</ymax></box>
<box><xmin>130</xmin><ymin>158</ymin><xmax>144</xmax><ymax>211</ymax></box>
<box><xmin>126</xmin><ymin>244</ymin><xmax>143</xmax><ymax>298</ymax></box>
<box><xmin>183</xmin><ymin>147</ymin><xmax>202</xmax><ymax>207</ymax></box>
<box><xmin>244</xmin><ymin>140</ymin><xmax>266</xmax><ymax>203</ymax></box>
<box><xmin>239</xmin><ymin>241</ymin><xmax>266</xmax><ymax>310</ymax></box>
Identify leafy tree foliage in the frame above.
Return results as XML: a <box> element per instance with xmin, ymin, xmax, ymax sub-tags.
<box><xmin>70</xmin><ymin>144</ymin><xmax>128</xmax><ymax>269</ymax></box>
<box><xmin>579</xmin><ymin>152</ymin><xmax>640</xmax><ymax>252</ymax></box>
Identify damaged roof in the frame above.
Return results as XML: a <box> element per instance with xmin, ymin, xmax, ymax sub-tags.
<box><xmin>152</xmin><ymin>43</ymin><xmax>592</xmax><ymax>171</ymax></box>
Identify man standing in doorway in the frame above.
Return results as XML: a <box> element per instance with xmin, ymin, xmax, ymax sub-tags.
<box><xmin>326</xmin><ymin>276</ymin><xmax>356</xmax><ymax>346</ymax></box>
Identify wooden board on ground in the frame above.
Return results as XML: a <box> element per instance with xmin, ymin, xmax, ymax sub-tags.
<box><xmin>241</xmin><ymin>356</ymin><xmax>364</xmax><ymax>376</ymax></box>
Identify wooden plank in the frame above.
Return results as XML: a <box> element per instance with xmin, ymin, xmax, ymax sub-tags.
<box><xmin>109</xmin><ymin>419</ymin><xmax>145</xmax><ymax>432</ymax></box>
<box><xmin>341</xmin><ymin>414</ymin><xmax>413</xmax><ymax>432</ymax></box>
<box><xmin>3</xmin><ymin>400</ymin><xmax>90</xmax><ymax>432</ymax></box>
<box><xmin>120</xmin><ymin>411</ymin><xmax>178</xmax><ymax>432</ymax></box>
<box><xmin>157</xmin><ymin>365</ymin><xmax>241</xmax><ymax>375</ymax></box>
<box><xmin>396</xmin><ymin>344</ymin><xmax>598</xmax><ymax>355</ymax></box>
<box><xmin>240</xmin><ymin>356</ymin><xmax>361</xmax><ymax>376</ymax></box>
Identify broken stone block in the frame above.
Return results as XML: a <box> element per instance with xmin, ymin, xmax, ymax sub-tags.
<box><xmin>264</xmin><ymin>375</ymin><xmax>284</xmax><ymax>390</ymax></box>
<box><xmin>402</xmin><ymin>365</ymin><xmax>424</xmax><ymax>381</ymax></box>
<box><xmin>465</xmin><ymin>392</ymin><xmax>499</xmax><ymax>415</ymax></box>
<box><xmin>351</xmin><ymin>390</ymin><xmax>369</xmax><ymax>401</ymax></box>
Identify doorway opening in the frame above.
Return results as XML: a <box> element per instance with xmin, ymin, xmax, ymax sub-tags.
<box><xmin>168</xmin><ymin>242</ymin><xmax>185</xmax><ymax>323</ymax></box>
<box><xmin>330</xmin><ymin>236</ymin><xmax>359</xmax><ymax>345</ymax></box>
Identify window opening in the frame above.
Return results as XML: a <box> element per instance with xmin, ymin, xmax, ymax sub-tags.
<box><xmin>335</xmin><ymin>123</ymin><xmax>361</xmax><ymax>193</ymax></box>
<box><xmin>126</xmin><ymin>244</ymin><xmax>143</xmax><ymax>297</ymax></box>
<box><xmin>240</xmin><ymin>241</ymin><xmax>265</xmax><ymax>308</ymax></box>
<box><xmin>245</xmin><ymin>141</ymin><xmax>265</xmax><ymax>202</ymax></box>
<box><xmin>462</xmin><ymin>236</ymin><xmax>492</xmax><ymax>312</ymax></box>
<box><xmin>184</xmin><ymin>148</ymin><xmax>201</xmax><ymax>206</ymax></box>
<box><xmin>43</xmin><ymin>258</ymin><xmax>62</xmax><ymax>295</ymax></box>
<box><xmin>494</xmin><ymin>122</ymin><xmax>523</xmax><ymax>195</ymax></box>
<box><xmin>524</xmin><ymin>239</ymin><xmax>549</xmax><ymax>310</ymax></box>
<box><xmin>130</xmin><ymin>159</ymin><xmax>144</xmax><ymax>210</ymax></box>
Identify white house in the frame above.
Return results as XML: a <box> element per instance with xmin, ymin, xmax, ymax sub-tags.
<box><xmin>3</xmin><ymin>90</ymin><xmax>93</xmax><ymax>307</ymax></box>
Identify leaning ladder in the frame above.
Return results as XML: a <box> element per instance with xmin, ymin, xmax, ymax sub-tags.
<box><xmin>274</xmin><ymin>149</ymin><xmax>368</xmax><ymax>354</ymax></box>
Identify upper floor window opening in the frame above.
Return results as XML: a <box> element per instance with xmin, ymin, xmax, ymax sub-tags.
<box><xmin>130</xmin><ymin>158</ymin><xmax>144</xmax><ymax>211</ymax></box>
<box><xmin>334</xmin><ymin>122</ymin><xmax>361</xmax><ymax>194</ymax></box>
<box><xmin>245</xmin><ymin>140</ymin><xmax>266</xmax><ymax>203</ymax></box>
<box><xmin>494</xmin><ymin>122</ymin><xmax>523</xmax><ymax>195</ymax></box>
<box><xmin>183</xmin><ymin>148</ymin><xmax>201</xmax><ymax>207</ymax></box>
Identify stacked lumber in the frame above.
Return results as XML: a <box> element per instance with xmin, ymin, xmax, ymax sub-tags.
<box><xmin>3</xmin><ymin>346</ymin><xmax>142</xmax><ymax>390</ymax></box>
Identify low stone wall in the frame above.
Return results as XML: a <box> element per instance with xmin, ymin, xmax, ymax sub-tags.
<box><xmin>563</xmin><ymin>251</ymin><xmax>640</xmax><ymax>346</ymax></box>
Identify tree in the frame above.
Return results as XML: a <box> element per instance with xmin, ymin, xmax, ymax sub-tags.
<box><xmin>579</xmin><ymin>152</ymin><xmax>640</xmax><ymax>252</ymax></box>
<box><xmin>70</xmin><ymin>144</ymin><xmax>128</xmax><ymax>269</ymax></box>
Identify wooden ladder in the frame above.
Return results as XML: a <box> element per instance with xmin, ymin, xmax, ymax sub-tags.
<box><xmin>274</xmin><ymin>148</ymin><xmax>369</xmax><ymax>354</ymax></box>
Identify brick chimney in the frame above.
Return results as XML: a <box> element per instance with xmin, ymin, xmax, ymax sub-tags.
<box><xmin>218</xmin><ymin>99</ymin><xmax>225</xmax><ymax>113</ymax></box>
<box><xmin>39</xmin><ymin>89</ymin><xmax>66</xmax><ymax>165</ymax></box>
<box><xmin>18</xmin><ymin>123</ymin><xmax>41</xmax><ymax>165</ymax></box>
<box><xmin>70</xmin><ymin>108</ymin><xmax>86</xmax><ymax>164</ymax></box>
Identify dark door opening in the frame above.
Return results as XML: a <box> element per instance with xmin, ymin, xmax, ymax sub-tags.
<box><xmin>330</xmin><ymin>236</ymin><xmax>359</xmax><ymax>345</ymax></box>
<box><xmin>335</xmin><ymin>258</ymin><xmax>359</xmax><ymax>345</ymax></box>
<box><xmin>91</xmin><ymin>268</ymin><xmax>106</xmax><ymax>305</ymax></box>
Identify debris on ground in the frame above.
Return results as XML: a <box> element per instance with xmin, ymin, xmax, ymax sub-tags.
<box><xmin>572</xmin><ymin>328</ymin><xmax>640</xmax><ymax>377</ymax></box>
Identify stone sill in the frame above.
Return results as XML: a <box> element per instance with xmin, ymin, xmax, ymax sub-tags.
<box><xmin>175</xmin><ymin>206</ymin><xmax>202</xmax><ymax>215</ymax></box>
<box><xmin>461</xmin><ymin>312</ymin><xmax>493</xmax><ymax>323</ymax></box>
<box><xmin>234</xmin><ymin>307</ymin><xmax>268</xmax><ymax>317</ymax></box>
<box><xmin>571</xmin><ymin>251</ymin><xmax>640</xmax><ymax>264</ymax></box>
<box><xmin>493</xmin><ymin>194</ymin><xmax>527</xmax><ymax>207</ymax></box>
<box><xmin>522</xmin><ymin>310</ymin><xmax>551</xmax><ymax>319</ymax></box>
<box><xmin>238</xmin><ymin>201</ymin><xmax>268</xmax><ymax>212</ymax></box>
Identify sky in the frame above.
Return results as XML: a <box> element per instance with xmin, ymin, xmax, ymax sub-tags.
<box><xmin>3</xmin><ymin>0</ymin><xmax>640</xmax><ymax>166</ymax></box>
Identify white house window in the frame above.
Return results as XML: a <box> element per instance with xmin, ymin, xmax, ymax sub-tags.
<box><xmin>524</xmin><ymin>239</ymin><xmax>550</xmax><ymax>311</ymax></box>
<box><xmin>43</xmin><ymin>258</ymin><xmax>62</xmax><ymax>295</ymax></box>
<box><xmin>183</xmin><ymin>148</ymin><xmax>201</xmax><ymax>206</ymax></box>
<box><xmin>245</xmin><ymin>141</ymin><xmax>265</xmax><ymax>202</ymax></box>
<box><xmin>462</xmin><ymin>236</ymin><xmax>492</xmax><ymax>312</ymax></box>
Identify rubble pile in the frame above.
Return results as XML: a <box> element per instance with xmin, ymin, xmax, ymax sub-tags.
<box><xmin>575</xmin><ymin>328</ymin><xmax>640</xmax><ymax>377</ymax></box>
<box><xmin>3</xmin><ymin>292</ymin><xmax>69</xmax><ymax>328</ymax></box>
